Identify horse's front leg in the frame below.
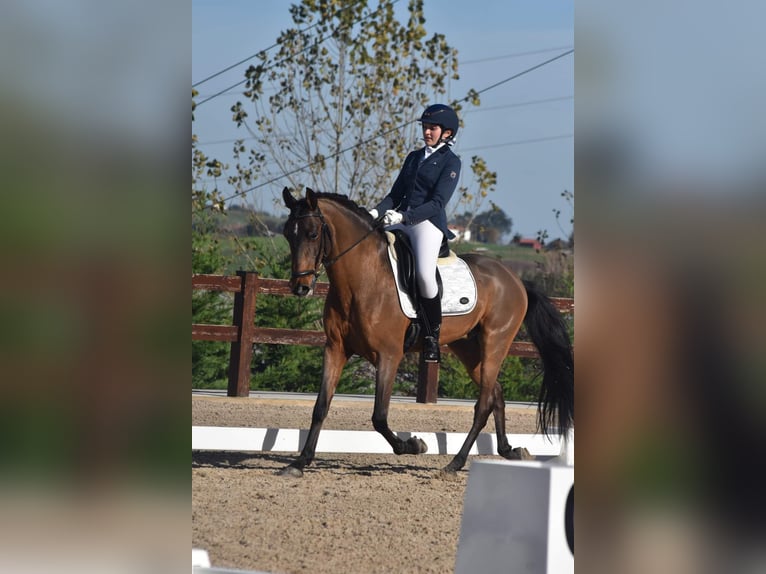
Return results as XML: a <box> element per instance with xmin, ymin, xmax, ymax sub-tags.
<box><xmin>277</xmin><ymin>342</ymin><xmax>349</xmax><ymax>478</ymax></box>
<box><xmin>371</xmin><ymin>354</ymin><xmax>428</xmax><ymax>456</ymax></box>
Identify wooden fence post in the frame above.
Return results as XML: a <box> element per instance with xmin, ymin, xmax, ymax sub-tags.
<box><xmin>416</xmin><ymin>354</ymin><xmax>439</xmax><ymax>404</ymax></box>
<box><xmin>227</xmin><ymin>271</ymin><xmax>259</xmax><ymax>397</ymax></box>
<box><xmin>193</xmin><ymin>274</ymin><xmax>572</xmax><ymax>400</ymax></box>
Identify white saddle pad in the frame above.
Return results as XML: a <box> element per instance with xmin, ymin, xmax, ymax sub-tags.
<box><xmin>385</xmin><ymin>231</ymin><xmax>478</xmax><ymax>319</ymax></box>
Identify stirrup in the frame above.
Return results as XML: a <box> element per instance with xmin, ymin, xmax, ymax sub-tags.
<box><xmin>423</xmin><ymin>335</ymin><xmax>440</xmax><ymax>363</ymax></box>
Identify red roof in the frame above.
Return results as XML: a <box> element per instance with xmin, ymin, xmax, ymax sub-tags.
<box><xmin>518</xmin><ymin>238</ymin><xmax>542</xmax><ymax>249</ymax></box>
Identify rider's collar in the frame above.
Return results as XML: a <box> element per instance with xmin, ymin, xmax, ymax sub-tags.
<box><xmin>424</xmin><ymin>142</ymin><xmax>446</xmax><ymax>158</ymax></box>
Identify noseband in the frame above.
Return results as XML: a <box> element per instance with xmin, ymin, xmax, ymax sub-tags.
<box><xmin>289</xmin><ymin>208</ymin><xmax>382</xmax><ymax>288</ymax></box>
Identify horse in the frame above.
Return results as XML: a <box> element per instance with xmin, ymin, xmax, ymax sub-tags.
<box><xmin>278</xmin><ymin>187</ymin><xmax>573</xmax><ymax>477</ymax></box>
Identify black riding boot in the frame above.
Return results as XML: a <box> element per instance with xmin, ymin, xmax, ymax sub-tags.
<box><xmin>420</xmin><ymin>294</ymin><xmax>442</xmax><ymax>363</ymax></box>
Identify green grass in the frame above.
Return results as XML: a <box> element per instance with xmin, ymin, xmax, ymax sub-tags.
<box><xmin>216</xmin><ymin>235</ymin><xmax>290</xmax><ymax>276</ymax></box>
<box><xmin>212</xmin><ymin>233</ymin><xmax>546</xmax><ymax>276</ymax></box>
<box><xmin>451</xmin><ymin>241</ymin><xmax>547</xmax><ymax>263</ymax></box>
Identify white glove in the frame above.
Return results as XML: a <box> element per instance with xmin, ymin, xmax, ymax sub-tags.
<box><xmin>383</xmin><ymin>210</ymin><xmax>404</xmax><ymax>226</ymax></box>
<box><xmin>368</xmin><ymin>208</ymin><xmax>379</xmax><ymax>219</ymax></box>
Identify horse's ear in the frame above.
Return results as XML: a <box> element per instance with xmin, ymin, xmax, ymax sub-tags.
<box><xmin>306</xmin><ymin>187</ymin><xmax>318</xmax><ymax>210</ymax></box>
<box><xmin>283</xmin><ymin>187</ymin><xmax>297</xmax><ymax>210</ymax></box>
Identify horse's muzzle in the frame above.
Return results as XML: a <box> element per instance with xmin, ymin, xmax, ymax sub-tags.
<box><xmin>290</xmin><ymin>272</ymin><xmax>316</xmax><ymax>297</ymax></box>
<box><xmin>290</xmin><ymin>264</ymin><xmax>321</xmax><ymax>297</ymax></box>
<box><xmin>292</xmin><ymin>283</ymin><xmax>313</xmax><ymax>297</ymax></box>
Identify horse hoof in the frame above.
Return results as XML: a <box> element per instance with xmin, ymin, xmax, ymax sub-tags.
<box><xmin>277</xmin><ymin>465</ymin><xmax>304</xmax><ymax>478</ymax></box>
<box><xmin>437</xmin><ymin>467</ymin><xmax>459</xmax><ymax>481</ymax></box>
<box><xmin>407</xmin><ymin>436</ymin><xmax>428</xmax><ymax>454</ymax></box>
<box><xmin>510</xmin><ymin>446</ymin><xmax>534</xmax><ymax>460</ymax></box>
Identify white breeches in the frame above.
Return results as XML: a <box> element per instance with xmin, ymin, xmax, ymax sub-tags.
<box><xmin>387</xmin><ymin>219</ymin><xmax>443</xmax><ymax>298</ymax></box>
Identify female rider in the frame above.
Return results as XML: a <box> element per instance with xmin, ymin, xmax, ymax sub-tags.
<box><xmin>368</xmin><ymin>104</ymin><xmax>461</xmax><ymax>363</ymax></box>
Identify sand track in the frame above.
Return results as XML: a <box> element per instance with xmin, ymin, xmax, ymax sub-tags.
<box><xmin>192</xmin><ymin>395</ymin><xmax>539</xmax><ymax>573</ymax></box>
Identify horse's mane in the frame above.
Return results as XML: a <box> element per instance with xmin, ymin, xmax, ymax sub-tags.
<box><xmin>311</xmin><ymin>191</ymin><xmax>380</xmax><ymax>229</ymax></box>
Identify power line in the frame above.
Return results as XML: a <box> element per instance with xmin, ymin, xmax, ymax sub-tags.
<box><xmin>192</xmin><ymin>0</ymin><xmax>378</xmax><ymax>87</ymax></box>
<box><xmin>195</xmin><ymin>86</ymin><xmax>279</xmax><ymax>100</ymax></box>
<box><xmin>453</xmin><ymin>49</ymin><xmax>573</xmax><ymax>105</ymax></box>
<box><xmin>197</xmin><ymin>132</ymin><xmax>573</xmax><ymax>181</ymax></box>
<box><xmin>194</xmin><ymin>0</ymin><xmax>400</xmax><ymax>108</ymax></box>
<box><xmin>193</xmin><ymin>42</ymin><xmax>285</xmax><ymax>89</ymax></box>
<box><xmin>197</xmin><ymin>48</ymin><xmax>573</xmax><ymax>210</ymax></box>
<box><xmin>460</xmin><ymin>134</ymin><xmax>573</xmax><ymax>152</ymax></box>
<box><xmin>198</xmin><ymin>95</ymin><xmax>573</xmax><ymax>146</ymax></box>
<box><xmin>461</xmin><ymin>46</ymin><xmax>573</xmax><ymax>65</ymax></box>
<box><xmin>461</xmin><ymin>95</ymin><xmax>573</xmax><ymax>114</ymax></box>
<box><xmin>196</xmin><ymin>130</ymin><xmax>571</xmax><ymax>186</ymax></box>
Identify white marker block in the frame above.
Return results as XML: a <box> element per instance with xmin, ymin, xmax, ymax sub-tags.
<box><xmin>556</xmin><ymin>426</ymin><xmax>575</xmax><ymax>465</ymax></box>
<box><xmin>455</xmin><ymin>460</ymin><xmax>574</xmax><ymax>574</ymax></box>
<box><xmin>191</xmin><ymin>426</ymin><xmax>562</xmax><ymax>457</ymax></box>
<box><xmin>192</xmin><ymin>548</ymin><xmax>210</xmax><ymax>568</ymax></box>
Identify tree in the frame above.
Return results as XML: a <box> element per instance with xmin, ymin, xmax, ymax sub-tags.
<box><xmin>192</xmin><ymin>107</ymin><xmax>228</xmax><ymax>215</ymax></box>
<box><xmin>190</xmin><ymin>0</ymin><xmax>517</xmax><ymax>392</ymax></box>
<box><xmin>552</xmin><ymin>188</ymin><xmax>574</xmax><ymax>247</ymax></box>
<box><xmin>451</xmin><ymin>155</ymin><xmax>497</xmax><ymax>240</ymax></box>
<box><xmin>531</xmin><ymin>189</ymin><xmax>574</xmax><ymax>298</ymax></box>
<box><xmin>191</xmin><ymin>231</ymin><xmax>233</xmax><ymax>387</ymax></box>
<box><xmin>229</xmin><ymin>0</ymin><xmax>478</xmax><ymax>209</ymax></box>
<box><xmin>470</xmin><ymin>202</ymin><xmax>512</xmax><ymax>244</ymax></box>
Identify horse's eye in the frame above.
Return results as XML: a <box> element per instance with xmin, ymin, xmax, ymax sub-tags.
<box><xmin>307</xmin><ymin>231</ymin><xmax>319</xmax><ymax>240</ymax></box>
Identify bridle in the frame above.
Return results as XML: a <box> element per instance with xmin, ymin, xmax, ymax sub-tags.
<box><xmin>289</xmin><ymin>208</ymin><xmax>382</xmax><ymax>289</ymax></box>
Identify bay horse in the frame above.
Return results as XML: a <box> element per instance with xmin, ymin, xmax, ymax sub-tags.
<box><xmin>278</xmin><ymin>187</ymin><xmax>573</xmax><ymax>477</ymax></box>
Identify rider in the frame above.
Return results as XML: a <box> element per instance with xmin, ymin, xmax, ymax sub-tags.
<box><xmin>368</xmin><ymin>104</ymin><xmax>461</xmax><ymax>363</ymax></box>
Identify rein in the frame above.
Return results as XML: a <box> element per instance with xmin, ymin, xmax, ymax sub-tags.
<box><xmin>290</xmin><ymin>210</ymin><xmax>383</xmax><ymax>286</ymax></box>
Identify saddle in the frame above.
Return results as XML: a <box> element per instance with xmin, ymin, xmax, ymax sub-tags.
<box><xmin>385</xmin><ymin>230</ymin><xmax>477</xmax><ymax>352</ymax></box>
<box><xmin>388</xmin><ymin>229</ymin><xmax>448</xmax><ymax>304</ymax></box>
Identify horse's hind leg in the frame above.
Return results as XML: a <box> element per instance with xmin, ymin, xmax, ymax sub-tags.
<box><xmin>441</xmin><ymin>364</ymin><xmax>529</xmax><ymax>462</ymax></box>
<box><xmin>491</xmin><ymin>382</ymin><xmax>512</xmax><ymax>457</ymax></box>
<box><xmin>444</xmin><ymin>375</ymin><xmax>497</xmax><ymax>473</ymax></box>
<box><xmin>444</xmin><ymin>338</ymin><xmax>489</xmax><ymax>467</ymax></box>
<box><xmin>444</xmin><ymin>338</ymin><xmax>511</xmax><ymax>473</ymax></box>
<box><xmin>491</xmin><ymin>382</ymin><xmax>532</xmax><ymax>460</ymax></box>
<box><xmin>371</xmin><ymin>354</ymin><xmax>428</xmax><ymax>455</ymax></box>
<box><xmin>277</xmin><ymin>343</ymin><xmax>349</xmax><ymax>478</ymax></box>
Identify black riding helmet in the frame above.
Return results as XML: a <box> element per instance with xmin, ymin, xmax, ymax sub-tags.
<box><xmin>418</xmin><ymin>104</ymin><xmax>459</xmax><ymax>143</ymax></box>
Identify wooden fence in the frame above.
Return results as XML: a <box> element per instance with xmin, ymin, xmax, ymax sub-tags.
<box><xmin>192</xmin><ymin>271</ymin><xmax>574</xmax><ymax>402</ymax></box>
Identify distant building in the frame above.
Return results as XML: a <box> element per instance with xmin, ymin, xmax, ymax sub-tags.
<box><xmin>516</xmin><ymin>238</ymin><xmax>542</xmax><ymax>251</ymax></box>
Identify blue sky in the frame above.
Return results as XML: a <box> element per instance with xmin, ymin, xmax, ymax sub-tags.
<box><xmin>193</xmin><ymin>0</ymin><xmax>574</xmax><ymax>240</ymax></box>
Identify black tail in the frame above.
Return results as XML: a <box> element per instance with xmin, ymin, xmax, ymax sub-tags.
<box><xmin>522</xmin><ymin>280</ymin><xmax>574</xmax><ymax>437</ymax></box>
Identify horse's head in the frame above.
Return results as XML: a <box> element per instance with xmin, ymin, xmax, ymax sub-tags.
<box><xmin>282</xmin><ymin>187</ymin><xmax>330</xmax><ymax>297</ymax></box>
